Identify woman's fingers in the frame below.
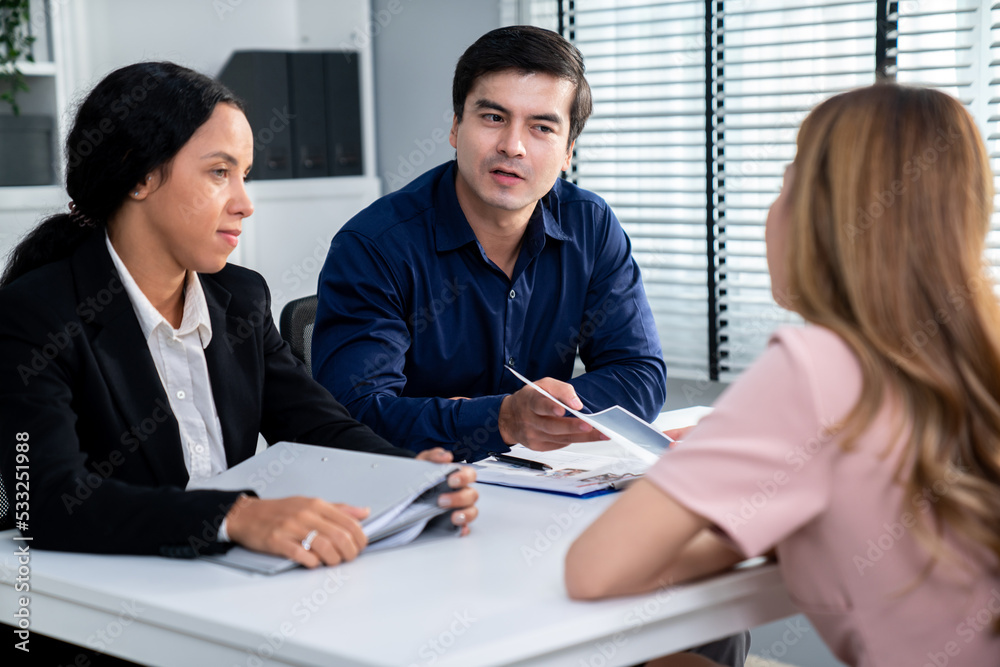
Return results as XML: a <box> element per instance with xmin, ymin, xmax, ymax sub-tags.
<box><xmin>227</xmin><ymin>497</ymin><xmax>370</xmax><ymax>568</ymax></box>
<box><xmin>447</xmin><ymin>466</ymin><xmax>477</xmax><ymax>488</ymax></box>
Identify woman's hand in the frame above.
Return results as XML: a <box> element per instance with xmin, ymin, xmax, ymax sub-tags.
<box><xmin>416</xmin><ymin>447</ymin><xmax>453</xmax><ymax>463</ymax></box>
<box><xmin>224</xmin><ymin>495</ymin><xmax>370</xmax><ymax>568</ymax></box>
<box><xmin>662</xmin><ymin>425</ymin><xmax>695</xmax><ymax>445</ymax></box>
<box><xmin>440</xmin><ymin>466</ymin><xmax>479</xmax><ymax>536</ymax></box>
<box><xmin>224</xmin><ymin>450</ymin><xmax>481</xmax><ymax>566</ymax></box>
<box><xmin>416</xmin><ymin>448</ymin><xmax>480</xmax><ymax>536</ymax></box>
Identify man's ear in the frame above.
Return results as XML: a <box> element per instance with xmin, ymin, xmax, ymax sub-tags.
<box><xmin>449</xmin><ymin>114</ymin><xmax>460</xmax><ymax>149</ymax></box>
<box><xmin>561</xmin><ymin>140</ymin><xmax>576</xmax><ymax>172</ymax></box>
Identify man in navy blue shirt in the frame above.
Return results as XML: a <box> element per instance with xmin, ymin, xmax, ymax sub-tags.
<box><xmin>312</xmin><ymin>26</ymin><xmax>667</xmax><ymax>464</ymax></box>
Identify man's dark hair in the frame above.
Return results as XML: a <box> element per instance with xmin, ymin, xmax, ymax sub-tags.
<box><xmin>452</xmin><ymin>25</ymin><xmax>593</xmax><ymax>146</ymax></box>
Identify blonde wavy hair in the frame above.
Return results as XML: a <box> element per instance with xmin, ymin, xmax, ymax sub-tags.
<box><xmin>786</xmin><ymin>83</ymin><xmax>1000</xmax><ymax>601</ymax></box>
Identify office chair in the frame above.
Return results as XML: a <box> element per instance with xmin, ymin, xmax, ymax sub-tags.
<box><xmin>279</xmin><ymin>295</ymin><xmax>319</xmax><ymax>370</ymax></box>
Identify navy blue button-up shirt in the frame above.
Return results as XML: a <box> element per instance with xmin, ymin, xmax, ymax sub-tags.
<box><xmin>313</xmin><ymin>161</ymin><xmax>666</xmax><ymax>461</ymax></box>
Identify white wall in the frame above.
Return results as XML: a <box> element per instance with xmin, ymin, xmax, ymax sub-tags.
<box><xmin>371</xmin><ymin>0</ymin><xmax>502</xmax><ymax>192</ymax></box>
<box><xmin>77</xmin><ymin>1</ymin><xmax>298</xmax><ymax>82</ymax></box>
<box><xmin>75</xmin><ymin>0</ymin><xmax>366</xmax><ymax>80</ymax></box>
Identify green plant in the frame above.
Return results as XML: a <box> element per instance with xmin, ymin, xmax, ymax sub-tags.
<box><xmin>0</xmin><ymin>0</ymin><xmax>36</xmax><ymax>116</ymax></box>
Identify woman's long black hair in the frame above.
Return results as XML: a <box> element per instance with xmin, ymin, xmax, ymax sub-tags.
<box><xmin>0</xmin><ymin>61</ymin><xmax>244</xmax><ymax>287</ymax></box>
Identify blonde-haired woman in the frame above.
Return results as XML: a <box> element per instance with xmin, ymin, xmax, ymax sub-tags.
<box><xmin>566</xmin><ymin>83</ymin><xmax>1000</xmax><ymax>666</ymax></box>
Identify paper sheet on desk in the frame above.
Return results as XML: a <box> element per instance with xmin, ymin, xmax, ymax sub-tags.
<box><xmin>504</xmin><ymin>366</ymin><xmax>669</xmax><ymax>465</ymax></box>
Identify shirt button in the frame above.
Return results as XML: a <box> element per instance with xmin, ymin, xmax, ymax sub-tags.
<box><xmin>507</xmin><ymin>356</ymin><xmax>515</xmax><ymax>366</ymax></box>
<box><xmin>195</xmin><ymin>444</ymin><xmax>205</xmax><ymax>453</ymax></box>
<box><xmin>176</xmin><ymin>390</ymin><xmax>186</xmax><ymax>400</ymax></box>
<box><xmin>509</xmin><ymin>289</ymin><xmax>516</xmax><ymax>299</ymax></box>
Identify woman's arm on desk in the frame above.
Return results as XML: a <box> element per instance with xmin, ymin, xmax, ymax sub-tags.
<box><xmin>565</xmin><ymin>479</ymin><xmax>744</xmax><ymax>600</ymax></box>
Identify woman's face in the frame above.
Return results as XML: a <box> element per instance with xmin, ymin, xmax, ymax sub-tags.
<box><xmin>766</xmin><ymin>163</ymin><xmax>794</xmax><ymax>308</ymax></box>
<box><xmin>138</xmin><ymin>103</ymin><xmax>254</xmax><ymax>275</ymax></box>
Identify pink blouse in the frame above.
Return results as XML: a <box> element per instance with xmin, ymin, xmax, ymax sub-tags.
<box><xmin>646</xmin><ymin>325</ymin><xmax>1000</xmax><ymax>666</ymax></box>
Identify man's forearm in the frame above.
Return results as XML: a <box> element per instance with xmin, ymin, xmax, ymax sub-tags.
<box><xmin>346</xmin><ymin>392</ymin><xmax>508</xmax><ymax>461</ymax></box>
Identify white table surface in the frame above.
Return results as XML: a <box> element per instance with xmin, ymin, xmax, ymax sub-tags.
<box><xmin>0</xmin><ymin>479</ymin><xmax>795</xmax><ymax>667</ymax></box>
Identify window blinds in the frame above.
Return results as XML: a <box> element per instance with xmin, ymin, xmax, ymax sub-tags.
<box><xmin>714</xmin><ymin>1</ymin><xmax>875</xmax><ymax>379</ymax></box>
<box><xmin>526</xmin><ymin>0</ymin><xmax>998</xmax><ymax>381</ymax></box>
<box><xmin>568</xmin><ymin>0</ymin><xmax>711</xmax><ymax>378</ymax></box>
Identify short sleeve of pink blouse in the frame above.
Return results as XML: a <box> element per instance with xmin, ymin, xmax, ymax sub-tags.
<box><xmin>645</xmin><ymin>325</ymin><xmax>864</xmax><ymax>558</ymax></box>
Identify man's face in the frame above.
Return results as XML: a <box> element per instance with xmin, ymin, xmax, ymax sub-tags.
<box><xmin>450</xmin><ymin>70</ymin><xmax>576</xmax><ymax>222</ymax></box>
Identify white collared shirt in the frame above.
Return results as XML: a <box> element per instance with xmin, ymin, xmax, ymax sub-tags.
<box><xmin>105</xmin><ymin>235</ymin><xmax>228</xmax><ymax>486</ymax></box>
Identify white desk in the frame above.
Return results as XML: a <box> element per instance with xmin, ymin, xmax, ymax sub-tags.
<box><xmin>0</xmin><ymin>481</ymin><xmax>795</xmax><ymax>667</ymax></box>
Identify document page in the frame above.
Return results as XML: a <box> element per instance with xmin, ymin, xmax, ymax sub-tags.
<box><xmin>504</xmin><ymin>365</ymin><xmax>671</xmax><ymax>464</ymax></box>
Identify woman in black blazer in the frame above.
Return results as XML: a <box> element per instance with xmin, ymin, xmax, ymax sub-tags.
<box><xmin>0</xmin><ymin>62</ymin><xmax>477</xmax><ymax>568</ymax></box>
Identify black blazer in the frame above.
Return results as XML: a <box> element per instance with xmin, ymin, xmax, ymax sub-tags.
<box><xmin>0</xmin><ymin>233</ymin><xmax>410</xmax><ymax>556</ymax></box>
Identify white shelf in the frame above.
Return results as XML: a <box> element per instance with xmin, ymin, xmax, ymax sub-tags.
<box><xmin>14</xmin><ymin>61</ymin><xmax>58</xmax><ymax>77</ymax></box>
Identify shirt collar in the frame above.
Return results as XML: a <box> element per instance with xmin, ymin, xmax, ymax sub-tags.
<box><xmin>433</xmin><ymin>161</ymin><xmax>572</xmax><ymax>253</ymax></box>
<box><xmin>105</xmin><ymin>233</ymin><xmax>213</xmax><ymax>347</ymax></box>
